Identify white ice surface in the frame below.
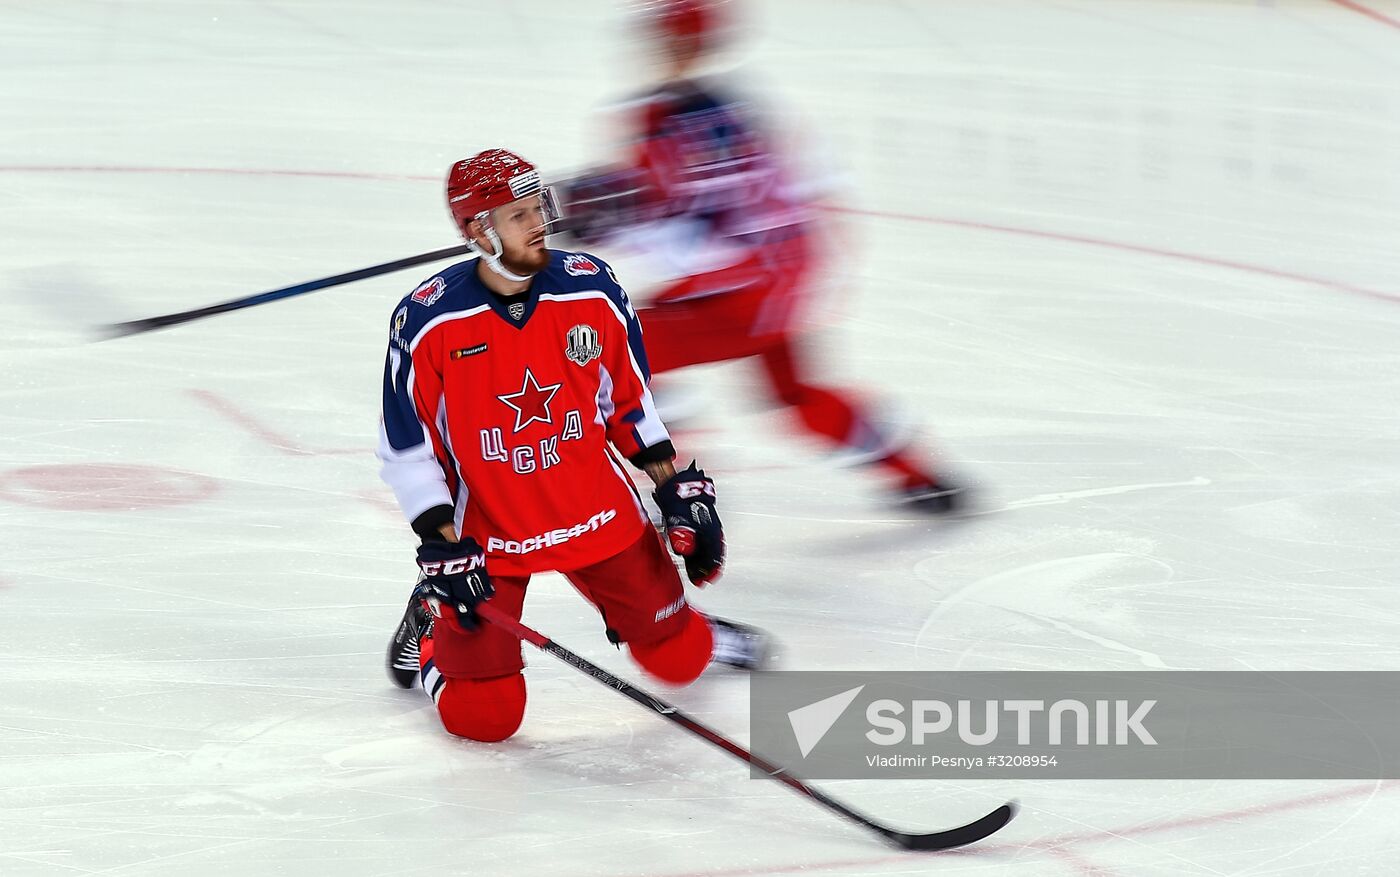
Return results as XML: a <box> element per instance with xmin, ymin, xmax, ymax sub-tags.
<box><xmin>3</xmin><ymin>1</ymin><xmax>1400</xmax><ymax>874</ymax></box>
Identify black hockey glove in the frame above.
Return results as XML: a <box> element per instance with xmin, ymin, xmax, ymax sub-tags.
<box><xmin>416</xmin><ymin>537</ymin><xmax>494</xmax><ymax>633</ymax></box>
<box><xmin>653</xmin><ymin>462</ymin><xmax>725</xmax><ymax>586</ymax></box>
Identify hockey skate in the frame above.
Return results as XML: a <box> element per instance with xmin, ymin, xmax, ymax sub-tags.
<box><xmin>707</xmin><ymin>616</ymin><xmax>773</xmax><ymax>670</ymax></box>
<box><xmin>897</xmin><ymin>475</ymin><xmax>970</xmax><ymax>515</ymax></box>
<box><xmin>385</xmin><ymin>585</ymin><xmax>432</xmax><ymax>689</ymax></box>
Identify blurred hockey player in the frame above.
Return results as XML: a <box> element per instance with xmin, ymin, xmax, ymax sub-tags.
<box><xmin>558</xmin><ymin>0</ymin><xmax>964</xmax><ymax>512</ymax></box>
<box><xmin>379</xmin><ymin>149</ymin><xmax>765</xmax><ymax>743</ymax></box>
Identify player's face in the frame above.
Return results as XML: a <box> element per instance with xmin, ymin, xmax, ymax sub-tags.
<box><xmin>491</xmin><ymin>194</ymin><xmax>550</xmax><ymax>275</ymax></box>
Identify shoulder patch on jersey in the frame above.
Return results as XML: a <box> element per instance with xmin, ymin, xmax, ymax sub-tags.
<box><xmin>391</xmin><ymin>306</ymin><xmax>409</xmax><ymax>349</ymax></box>
<box><xmin>562</xmin><ymin>253</ymin><xmax>600</xmax><ymax>277</ymax></box>
<box><xmin>411</xmin><ymin>276</ymin><xmax>447</xmax><ymax>306</ymax></box>
<box><xmin>565</xmin><ymin>324</ymin><xmax>603</xmax><ymax>366</ymax></box>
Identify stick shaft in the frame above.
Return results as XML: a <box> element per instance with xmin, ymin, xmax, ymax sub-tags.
<box><xmin>475</xmin><ymin>603</ymin><xmax>1006</xmax><ymax>849</ymax></box>
<box><xmin>102</xmin><ymin>243</ymin><xmax>472</xmax><ymax>338</ymax></box>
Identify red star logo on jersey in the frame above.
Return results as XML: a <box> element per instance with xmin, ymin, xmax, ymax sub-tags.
<box><xmin>498</xmin><ymin>368</ymin><xmax>562</xmax><ymax>433</ymax></box>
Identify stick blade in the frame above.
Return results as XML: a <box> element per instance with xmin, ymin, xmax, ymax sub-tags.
<box><xmin>95</xmin><ymin>319</ymin><xmax>154</xmax><ymax>340</ymax></box>
<box><xmin>97</xmin><ymin>310</ymin><xmax>209</xmax><ymax>340</ymax></box>
<box><xmin>886</xmin><ymin>801</ymin><xmax>1017</xmax><ymax>852</ymax></box>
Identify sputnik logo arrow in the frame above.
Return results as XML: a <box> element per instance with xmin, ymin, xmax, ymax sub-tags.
<box><xmin>788</xmin><ymin>685</ymin><xmax>865</xmax><ymax>758</ymax></box>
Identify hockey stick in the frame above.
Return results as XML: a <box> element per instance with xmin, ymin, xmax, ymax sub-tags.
<box><xmin>476</xmin><ymin>602</ymin><xmax>1016</xmax><ymax>851</ymax></box>
<box><xmin>98</xmin><ymin>243</ymin><xmax>473</xmax><ymax>339</ymax></box>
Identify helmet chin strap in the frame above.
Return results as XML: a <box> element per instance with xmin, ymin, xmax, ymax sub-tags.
<box><xmin>472</xmin><ymin>226</ymin><xmax>536</xmax><ymax>284</ymax></box>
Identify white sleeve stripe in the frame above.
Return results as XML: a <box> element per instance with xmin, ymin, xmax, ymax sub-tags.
<box><xmin>408</xmin><ymin>304</ymin><xmax>494</xmax><ymax>355</ymax></box>
<box><xmin>435</xmin><ymin>394</ymin><xmax>472</xmax><ymax>535</ymax></box>
<box><xmin>382</xmin><ymin>304</ymin><xmax>493</xmax><ymax>529</ymax></box>
<box><xmin>596</xmin><ymin>363</ymin><xmax>618</xmax><ymax>424</ymax></box>
<box><xmin>602</xmin><ymin>446</ymin><xmax>647</xmax><ymax>520</ymax></box>
<box><xmin>632</xmin><ymin>386</ymin><xmax>670</xmax><ymax>447</ymax></box>
<box><xmin>377</xmin><ymin>424</ymin><xmax>453</xmax><ymax>522</ymax></box>
<box><xmin>378</xmin><ymin>359</ymin><xmax>453</xmax><ymax>524</ymax></box>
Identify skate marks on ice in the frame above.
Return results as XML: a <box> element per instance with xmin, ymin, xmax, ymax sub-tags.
<box><xmin>913</xmin><ymin>549</ymin><xmax>1178</xmax><ymax>670</ymax></box>
<box><xmin>721</xmin><ymin>474</ymin><xmax>1211</xmax><ymax>566</ymax></box>
<box><xmin>995</xmin><ymin>476</ymin><xmax>1211</xmax><ymax>514</ymax></box>
<box><xmin>726</xmin><ymin>475</ymin><xmax>1211</xmax><ymax>526</ymax></box>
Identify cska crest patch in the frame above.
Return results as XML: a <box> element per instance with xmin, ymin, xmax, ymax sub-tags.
<box><xmin>411</xmin><ymin>277</ymin><xmax>446</xmax><ymax>306</ymax></box>
<box><xmin>565</xmin><ymin>323</ymin><xmax>602</xmax><ymax>366</ymax></box>
<box><xmin>563</xmin><ymin>254</ymin><xmax>600</xmax><ymax>277</ymax></box>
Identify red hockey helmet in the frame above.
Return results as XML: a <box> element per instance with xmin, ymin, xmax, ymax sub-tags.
<box><xmin>445</xmin><ymin>148</ymin><xmax>560</xmax><ymax>281</ymax></box>
<box><xmin>636</xmin><ymin>0</ymin><xmax>729</xmax><ymax>55</ymax></box>
<box><xmin>446</xmin><ymin>149</ymin><xmax>548</xmax><ymax>234</ymax></box>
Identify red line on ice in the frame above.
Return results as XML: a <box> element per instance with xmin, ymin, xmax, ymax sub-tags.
<box><xmin>356</xmin><ymin>487</ymin><xmax>404</xmax><ymax>522</ymax></box>
<box><xmin>1036</xmin><ymin>778</ymin><xmax>1399</xmax><ymax>848</ymax></box>
<box><xmin>1045</xmin><ymin>847</ymin><xmax>1124</xmax><ymax>877</ymax></box>
<box><xmin>2</xmin><ymin>164</ymin><xmax>1389</xmax><ymax>305</ymax></box>
<box><xmin>828</xmin><ymin>206</ymin><xmax>1400</xmax><ymax>306</ymax></box>
<box><xmin>0</xmin><ymin>164</ymin><xmax>437</xmax><ymax>183</ymax></box>
<box><xmin>1327</xmin><ymin>0</ymin><xmax>1400</xmax><ymax>31</ymax></box>
<box><xmin>619</xmin><ymin>781</ymin><xmax>1399</xmax><ymax>877</ymax></box>
<box><xmin>187</xmin><ymin>389</ymin><xmax>360</xmax><ymax>456</ymax></box>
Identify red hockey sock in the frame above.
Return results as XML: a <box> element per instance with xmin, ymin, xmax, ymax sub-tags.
<box><xmin>789</xmin><ymin>385</ymin><xmax>859</xmax><ymax>445</ymax></box>
<box><xmin>759</xmin><ymin>343</ymin><xmax>938</xmax><ymax>483</ymax></box>
<box><xmin>434</xmin><ymin>673</ymin><xmax>527</xmax><ymax>743</ymax></box>
<box><xmin>784</xmin><ymin>385</ymin><xmax>938</xmax><ymax>486</ymax></box>
<box><xmin>628</xmin><ymin>607</ymin><xmax>714</xmax><ymax>685</ymax></box>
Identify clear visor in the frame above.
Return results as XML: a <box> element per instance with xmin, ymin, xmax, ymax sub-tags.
<box><xmin>475</xmin><ymin>187</ymin><xmax>563</xmax><ymax>239</ymax></box>
<box><xmin>539</xmin><ymin>186</ymin><xmax>562</xmax><ymax>234</ymax></box>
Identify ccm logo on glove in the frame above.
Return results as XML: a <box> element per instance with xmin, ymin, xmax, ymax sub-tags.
<box><xmin>673</xmin><ymin>481</ymin><xmax>717</xmax><ymax>500</ymax></box>
<box><xmin>653</xmin><ymin>461</ymin><xmax>725</xmax><ymax>586</ymax></box>
<box><xmin>418</xmin><ymin>555</ymin><xmax>487</xmax><ymax>576</ymax></box>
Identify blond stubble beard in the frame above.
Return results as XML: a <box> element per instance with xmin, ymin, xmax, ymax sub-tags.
<box><xmin>500</xmin><ymin>243</ymin><xmax>550</xmax><ymax>277</ymax></box>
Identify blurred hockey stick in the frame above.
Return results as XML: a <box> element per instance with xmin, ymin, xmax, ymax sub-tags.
<box><xmin>97</xmin><ymin>243</ymin><xmax>472</xmax><ymax>339</ymax></box>
<box><xmin>476</xmin><ymin>602</ymin><xmax>1016</xmax><ymax>851</ymax></box>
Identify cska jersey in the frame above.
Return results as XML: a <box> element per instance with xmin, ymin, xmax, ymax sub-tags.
<box><xmin>377</xmin><ymin>250</ymin><xmax>674</xmax><ymax>577</ymax></box>
<box><xmin>630</xmin><ymin>77</ymin><xmax>810</xmax><ymax>243</ymax></box>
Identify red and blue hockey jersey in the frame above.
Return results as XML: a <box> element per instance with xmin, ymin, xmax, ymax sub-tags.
<box><xmin>377</xmin><ymin>250</ymin><xmax>673</xmax><ymax>577</ymax></box>
<box><xmin>630</xmin><ymin>77</ymin><xmax>810</xmax><ymax>242</ymax></box>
